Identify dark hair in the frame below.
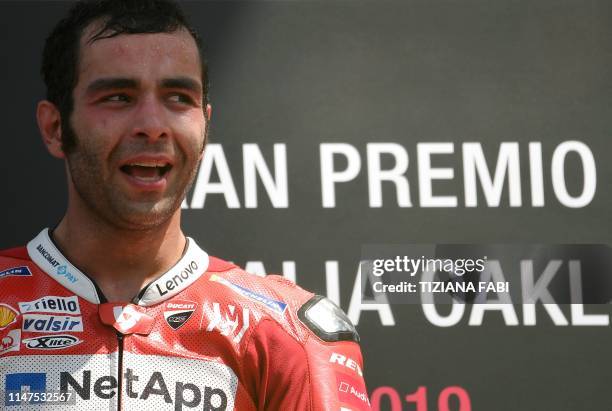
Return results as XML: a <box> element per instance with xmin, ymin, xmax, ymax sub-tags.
<box><xmin>41</xmin><ymin>0</ymin><xmax>209</xmax><ymax>152</ymax></box>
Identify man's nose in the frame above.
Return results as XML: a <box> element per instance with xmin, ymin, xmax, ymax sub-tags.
<box><xmin>130</xmin><ymin>96</ymin><xmax>170</xmax><ymax>142</ymax></box>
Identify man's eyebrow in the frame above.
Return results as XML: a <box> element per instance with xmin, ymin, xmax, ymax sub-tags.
<box><xmin>160</xmin><ymin>77</ymin><xmax>202</xmax><ymax>95</ymax></box>
<box><xmin>86</xmin><ymin>78</ymin><xmax>139</xmax><ymax>94</ymax></box>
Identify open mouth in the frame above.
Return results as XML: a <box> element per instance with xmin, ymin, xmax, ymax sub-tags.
<box><xmin>120</xmin><ymin>162</ymin><xmax>173</xmax><ymax>182</ymax></box>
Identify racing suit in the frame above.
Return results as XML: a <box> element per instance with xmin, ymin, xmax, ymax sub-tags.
<box><xmin>0</xmin><ymin>228</ymin><xmax>371</xmax><ymax>410</ymax></box>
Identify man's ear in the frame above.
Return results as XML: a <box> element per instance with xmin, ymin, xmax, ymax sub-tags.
<box><xmin>37</xmin><ymin>100</ymin><xmax>66</xmax><ymax>159</ymax></box>
<box><xmin>199</xmin><ymin>103</ymin><xmax>212</xmax><ymax>160</ymax></box>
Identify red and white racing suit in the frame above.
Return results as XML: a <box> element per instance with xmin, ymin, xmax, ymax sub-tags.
<box><xmin>0</xmin><ymin>228</ymin><xmax>371</xmax><ymax>410</ymax></box>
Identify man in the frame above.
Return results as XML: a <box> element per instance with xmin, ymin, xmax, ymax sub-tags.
<box><xmin>0</xmin><ymin>1</ymin><xmax>370</xmax><ymax>410</ymax></box>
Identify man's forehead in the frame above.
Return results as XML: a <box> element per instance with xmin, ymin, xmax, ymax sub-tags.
<box><xmin>79</xmin><ymin>22</ymin><xmax>198</xmax><ymax>58</ymax></box>
<box><xmin>76</xmin><ymin>21</ymin><xmax>201</xmax><ymax>81</ymax></box>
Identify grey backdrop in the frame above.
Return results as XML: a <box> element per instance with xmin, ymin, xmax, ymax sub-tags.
<box><xmin>2</xmin><ymin>1</ymin><xmax>611</xmax><ymax>410</ymax></box>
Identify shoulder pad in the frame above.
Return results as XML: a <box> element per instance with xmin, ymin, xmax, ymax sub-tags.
<box><xmin>297</xmin><ymin>295</ymin><xmax>359</xmax><ymax>343</ymax></box>
<box><xmin>206</xmin><ymin>256</ymin><xmax>238</xmax><ymax>273</ymax></box>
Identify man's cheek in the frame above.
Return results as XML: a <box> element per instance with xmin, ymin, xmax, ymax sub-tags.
<box><xmin>181</xmin><ymin>133</ymin><xmax>206</xmax><ymax>159</ymax></box>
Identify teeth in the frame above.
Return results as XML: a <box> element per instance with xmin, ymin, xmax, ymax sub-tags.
<box><xmin>133</xmin><ymin>175</ymin><xmax>161</xmax><ymax>182</ymax></box>
<box><xmin>128</xmin><ymin>162</ymin><xmax>168</xmax><ymax>168</ymax></box>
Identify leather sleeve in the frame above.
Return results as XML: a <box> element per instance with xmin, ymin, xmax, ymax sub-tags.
<box><xmin>243</xmin><ymin>314</ymin><xmax>371</xmax><ymax>410</ymax></box>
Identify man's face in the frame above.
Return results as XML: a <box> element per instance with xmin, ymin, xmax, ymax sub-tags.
<box><xmin>66</xmin><ymin>26</ymin><xmax>207</xmax><ymax>230</ymax></box>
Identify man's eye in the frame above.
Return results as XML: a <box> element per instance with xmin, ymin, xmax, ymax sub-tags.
<box><xmin>168</xmin><ymin>94</ymin><xmax>194</xmax><ymax>105</ymax></box>
<box><xmin>103</xmin><ymin>94</ymin><xmax>131</xmax><ymax>103</ymax></box>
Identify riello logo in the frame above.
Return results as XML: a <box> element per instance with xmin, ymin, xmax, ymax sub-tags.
<box><xmin>19</xmin><ymin>296</ymin><xmax>80</xmax><ymax>315</ymax></box>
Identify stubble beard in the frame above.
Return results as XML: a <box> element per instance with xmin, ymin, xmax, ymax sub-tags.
<box><xmin>63</xmin><ymin>124</ymin><xmax>203</xmax><ymax>232</ymax></box>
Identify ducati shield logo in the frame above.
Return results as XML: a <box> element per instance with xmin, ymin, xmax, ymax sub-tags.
<box><xmin>163</xmin><ymin>300</ymin><xmax>197</xmax><ymax>330</ymax></box>
<box><xmin>23</xmin><ymin>334</ymin><xmax>82</xmax><ymax>350</ymax></box>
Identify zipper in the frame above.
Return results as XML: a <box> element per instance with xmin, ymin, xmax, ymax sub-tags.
<box><xmin>116</xmin><ymin>332</ymin><xmax>124</xmax><ymax>411</ymax></box>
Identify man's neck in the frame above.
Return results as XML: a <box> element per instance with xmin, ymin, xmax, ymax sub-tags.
<box><xmin>52</xmin><ymin>207</ymin><xmax>186</xmax><ymax>303</ymax></box>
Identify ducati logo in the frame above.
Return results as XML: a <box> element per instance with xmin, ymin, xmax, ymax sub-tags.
<box><xmin>163</xmin><ymin>300</ymin><xmax>197</xmax><ymax>330</ymax></box>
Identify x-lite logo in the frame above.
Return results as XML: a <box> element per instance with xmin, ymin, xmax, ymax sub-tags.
<box><xmin>205</xmin><ymin>303</ymin><xmax>250</xmax><ymax>343</ymax></box>
<box><xmin>22</xmin><ymin>334</ymin><xmax>81</xmax><ymax>350</ymax></box>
